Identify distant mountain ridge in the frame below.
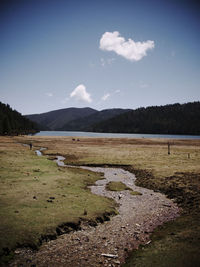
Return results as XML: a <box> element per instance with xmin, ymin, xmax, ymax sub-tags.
<box><xmin>59</xmin><ymin>108</ymin><xmax>132</xmax><ymax>131</ymax></box>
<box><xmin>26</xmin><ymin>107</ymin><xmax>97</xmax><ymax>130</ymax></box>
<box><xmin>26</xmin><ymin>102</ymin><xmax>200</xmax><ymax>135</ymax></box>
<box><xmin>26</xmin><ymin>107</ymin><xmax>131</xmax><ymax>131</ymax></box>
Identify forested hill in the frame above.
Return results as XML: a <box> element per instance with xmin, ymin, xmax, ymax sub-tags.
<box><xmin>26</xmin><ymin>107</ymin><xmax>131</xmax><ymax>131</ymax></box>
<box><xmin>90</xmin><ymin>102</ymin><xmax>200</xmax><ymax>135</ymax></box>
<box><xmin>59</xmin><ymin>108</ymin><xmax>131</xmax><ymax>131</ymax></box>
<box><xmin>26</xmin><ymin>107</ymin><xmax>97</xmax><ymax>130</ymax></box>
<box><xmin>0</xmin><ymin>102</ymin><xmax>38</xmax><ymax>135</ymax></box>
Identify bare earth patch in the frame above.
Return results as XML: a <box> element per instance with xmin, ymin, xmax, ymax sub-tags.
<box><xmin>10</xmin><ymin>166</ymin><xmax>179</xmax><ymax>267</ymax></box>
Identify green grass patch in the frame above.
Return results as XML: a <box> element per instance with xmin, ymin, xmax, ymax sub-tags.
<box><xmin>123</xmin><ymin>214</ymin><xmax>200</xmax><ymax>267</ymax></box>
<box><xmin>0</xmin><ymin>138</ymin><xmax>117</xmax><ymax>261</ymax></box>
<box><xmin>130</xmin><ymin>191</ymin><xmax>142</xmax><ymax>196</ymax></box>
<box><xmin>122</xmin><ymin>167</ymin><xmax>200</xmax><ymax>267</ymax></box>
<box><xmin>106</xmin><ymin>181</ymin><xmax>132</xmax><ymax>191</ymax></box>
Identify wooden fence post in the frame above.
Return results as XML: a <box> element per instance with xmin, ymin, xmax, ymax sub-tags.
<box><xmin>168</xmin><ymin>142</ymin><xmax>170</xmax><ymax>155</ymax></box>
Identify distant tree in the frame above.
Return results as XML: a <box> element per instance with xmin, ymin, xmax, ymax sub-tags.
<box><xmin>0</xmin><ymin>101</ymin><xmax>39</xmax><ymax>135</ymax></box>
<box><xmin>3</xmin><ymin>117</ymin><xmax>11</xmax><ymax>134</ymax></box>
<box><xmin>91</xmin><ymin>102</ymin><xmax>200</xmax><ymax>135</ymax></box>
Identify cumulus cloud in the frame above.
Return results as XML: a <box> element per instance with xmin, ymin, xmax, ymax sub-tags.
<box><xmin>99</xmin><ymin>31</ymin><xmax>155</xmax><ymax>61</ymax></box>
<box><xmin>102</xmin><ymin>93</ymin><xmax>110</xmax><ymax>101</ymax></box>
<box><xmin>70</xmin><ymin>84</ymin><xmax>92</xmax><ymax>103</ymax></box>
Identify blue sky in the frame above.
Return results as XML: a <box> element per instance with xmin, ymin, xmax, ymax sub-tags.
<box><xmin>0</xmin><ymin>0</ymin><xmax>199</xmax><ymax>114</ymax></box>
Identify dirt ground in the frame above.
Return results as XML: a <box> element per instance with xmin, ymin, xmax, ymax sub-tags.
<box><xmin>1</xmin><ymin>136</ymin><xmax>199</xmax><ymax>266</ymax></box>
<box><xmin>10</xmin><ymin>166</ymin><xmax>179</xmax><ymax>267</ymax></box>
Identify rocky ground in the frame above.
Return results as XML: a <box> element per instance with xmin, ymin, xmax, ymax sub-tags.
<box><xmin>10</xmin><ymin>165</ymin><xmax>180</xmax><ymax>267</ymax></box>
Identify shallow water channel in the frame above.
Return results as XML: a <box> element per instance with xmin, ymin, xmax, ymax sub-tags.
<box><xmin>41</xmin><ymin>149</ymin><xmax>180</xmax><ymax>265</ymax></box>
<box><xmin>12</xmin><ymin>145</ymin><xmax>180</xmax><ymax>266</ymax></box>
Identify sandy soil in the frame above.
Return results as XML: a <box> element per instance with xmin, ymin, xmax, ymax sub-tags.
<box><xmin>10</xmin><ymin>162</ymin><xmax>180</xmax><ymax>267</ymax></box>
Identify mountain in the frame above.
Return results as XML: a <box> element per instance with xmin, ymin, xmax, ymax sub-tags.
<box><xmin>25</xmin><ymin>102</ymin><xmax>200</xmax><ymax>135</ymax></box>
<box><xmin>59</xmin><ymin>108</ymin><xmax>131</xmax><ymax>131</ymax></box>
<box><xmin>26</xmin><ymin>107</ymin><xmax>97</xmax><ymax>130</ymax></box>
<box><xmin>0</xmin><ymin>102</ymin><xmax>38</xmax><ymax>135</ymax></box>
<box><xmin>90</xmin><ymin>102</ymin><xmax>200</xmax><ymax>135</ymax></box>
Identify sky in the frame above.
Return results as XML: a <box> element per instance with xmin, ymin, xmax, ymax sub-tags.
<box><xmin>0</xmin><ymin>0</ymin><xmax>199</xmax><ymax>115</ymax></box>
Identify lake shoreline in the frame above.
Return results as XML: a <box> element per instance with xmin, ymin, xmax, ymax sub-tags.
<box><xmin>33</xmin><ymin>131</ymin><xmax>200</xmax><ymax>140</ymax></box>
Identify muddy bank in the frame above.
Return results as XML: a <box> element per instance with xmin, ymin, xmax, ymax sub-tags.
<box><xmin>124</xmin><ymin>166</ymin><xmax>200</xmax><ymax>214</ymax></box>
<box><xmin>10</xmin><ymin>153</ymin><xmax>180</xmax><ymax>267</ymax></box>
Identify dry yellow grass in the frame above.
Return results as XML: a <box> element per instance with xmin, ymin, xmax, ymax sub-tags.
<box><xmin>0</xmin><ymin>136</ymin><xmax>116</xmax><ymax>262</ymax></box>
<box><xmin>1</xmin><ymin>135</ymin><xmax>200</xmax><ymax>266</ymax></box>
<box><xmin>15</xmin><ymin>135</ymin><xmax>200</xmax><ymax>179</ymax></box>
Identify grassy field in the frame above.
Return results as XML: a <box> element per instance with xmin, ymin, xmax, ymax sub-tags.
<box><xmin>0</xmin><ymin>137</ymin><xmax>117</xmax><ymax>262</ymax></box>
<box><xmin>1</xmin><ymin>135</ymin><xmax>200</xmax><ymax>265</ymax></box>
<box><xmin>14</xmin><ymin>135</ymin><xmax>200</xmax><ymax>266</ymax></box>
<box><xmin>15</xmin><ymin>136</ymin><xmax>200</xmax><ymax>177</ymax></box>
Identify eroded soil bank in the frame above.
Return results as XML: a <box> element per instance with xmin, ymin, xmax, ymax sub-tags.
<box><xmin>10</xmin><ymin>160</ymin><xmax>179</xmax><ymax>267</ymax></box>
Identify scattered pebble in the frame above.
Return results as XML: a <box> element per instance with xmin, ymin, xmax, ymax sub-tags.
<box><xmin>11</xmin><ymin>166</ymin><xmax>180</xmax><ymax>267</ymax></box>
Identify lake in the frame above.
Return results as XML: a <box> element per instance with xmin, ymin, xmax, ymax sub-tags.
<box><xmin>34</xmin><ymin>131</ymin><xmax>200</xmax><ymax>139</ymax></box>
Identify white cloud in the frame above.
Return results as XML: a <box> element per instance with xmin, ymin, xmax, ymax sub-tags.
<box><xmin>100</xmin><ymin>58</ymin><xmax>106</xmax><ymax>67</ymax></box>
<box><xmin>100</xmin><ymin>57</ymin><xmax>115</xmax><ymax>67</ymax></box>
<box><xmin>139</xmin><ymin>81</ymin><xmax>149</xmax><ymax>88</ymax></box>
<box><xmin>102</xmin><ymin>93</ymin><xmax>110</xmax><ymax>101</ymax></box>
<box><xmin>46</xmin><ymin>92</ymin><xmax>53</xmax><ymax>97</ymax></box>
<box><xmin>114</xmin><ymin>89</ymin><xmax>120</xmax><ymax>93</ymax></box>
<box><xmin>100</xmin><ymin>31</ymin><xmax>155</xmax><ymax>61</ymax></box>
<box><xmin>70</xmin><ymin>84</ymin><xmax>92</xmax><ymax>103</ymax></box>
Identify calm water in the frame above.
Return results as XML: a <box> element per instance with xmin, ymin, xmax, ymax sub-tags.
<box><xmin>34</xmin><ymin>131</ymin><xmax>200</xmax><ymax>139</ymax></box>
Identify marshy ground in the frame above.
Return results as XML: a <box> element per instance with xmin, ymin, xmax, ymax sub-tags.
<box><xmin>0</xmin><ymin>136</ymin><xmax>200</xmax><ymax>266</ymax></box>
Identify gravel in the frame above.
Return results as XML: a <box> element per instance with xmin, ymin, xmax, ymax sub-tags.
<box><xmin>10</xmin><ymin>165</ymin><xmax>180</xmax><ymax>267</ymax></box>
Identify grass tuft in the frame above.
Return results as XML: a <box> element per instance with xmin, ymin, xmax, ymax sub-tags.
<box><xmin>130</xmin><ymin>191</ymin><xmax>142</xmax><ymax>196</ymax></box>
<box><xmin>106</xmin><ymin>181</ymin><xmax>132</xmax><ymax>191</ymax></box>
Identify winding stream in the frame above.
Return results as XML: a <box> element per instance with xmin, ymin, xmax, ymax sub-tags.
<box><xmin>12</xmin><ymin>146</ymin><xmax>180</xmax><ymax>267</ymax></box>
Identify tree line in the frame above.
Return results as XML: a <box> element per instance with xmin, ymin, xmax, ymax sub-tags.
<box><xmin>0</xmin><ymin>102</ymin><xmax>38</xmax><ymax>135</ymax></box>
<box><xmin>90</xmin><ymin>102</ymin><xmax>200</xmax><ymax>135</ymax></box>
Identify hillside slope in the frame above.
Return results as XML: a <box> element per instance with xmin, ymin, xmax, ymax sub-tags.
<box><xmin>26</xmin><ymin>107</ymin><xmax>97</xmax><ymax>130</ymax></box>
<box><xmin>60</xmin><ymin>108</ymin><xmax>131</xmax><ymax>131</ymax></box>
<box><xmin>90</xmin><ymin>102</ymin><xmax>200</xmax><ymax>135</ymax></box>
<box><xmin>0</xmin><ymin>102</ymin><xmax>38</xmax><ymax>135</ymax></box>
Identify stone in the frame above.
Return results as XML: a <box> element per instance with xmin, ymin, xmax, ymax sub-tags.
<box><xmin>101</xmin><ymin>254</ymin><xmax>118</xmax><ymax>259</ymax></box>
